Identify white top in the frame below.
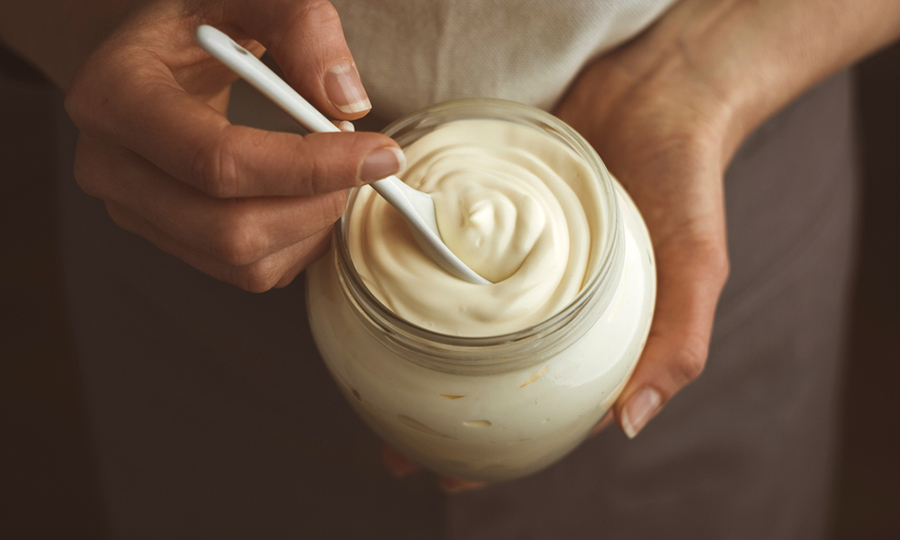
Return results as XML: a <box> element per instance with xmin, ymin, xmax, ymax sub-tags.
<box><xmin>330</xmin><ymin>0</ymin><xmax>679</xmax><ymax>118</ymax></box>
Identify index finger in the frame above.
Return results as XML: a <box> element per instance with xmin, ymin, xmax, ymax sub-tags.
<box><xmin>65</xmin><ymin>4</ymin><xmax>403</xmax><ymax>198</ymax></box>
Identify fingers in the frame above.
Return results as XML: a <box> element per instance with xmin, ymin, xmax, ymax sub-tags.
<box><xmin>614</xmin><ymin>239</ymin><xmax>729</xmax><ymax>438</ymax></box>
<box><xmin>105</xmin><ymin>199</ymin><xmax>332</xmax><ymax>292</ymax></box>
<box><xmin>62</xmin><ymin>1</ymin><xmax>396</xmax><ymax>289</ymax></box>
<box><xmin>438</xmin><ymin>476</ymin><xmax>489</xmax><ymax>494</ymax></box>
<box><xmin>225</xmin><ymin>0</ymin><xmax>372</xmax><ymax>117</ymax></box>
<box><xmin>76</xmin><ymin>134</ymin><xmax>337</xmax><ymax>291</ymax></box>
<box><xmin>76</xmin><ymin>134</ymin><xmax>348</xmax><ymax>262</ymax></box>
<box><xmin>65</xmin><ymin>1</ymin><xmax>402</xmax><ymax>200</ymax></box>
<box><xmin>68</xmin><ymin>68</ymin><xmax>402</xmax><ymax>198</ymax></box>
<box><xmin>381</xmin><ymin>445</ymin><xmax>488</xmax><ymax>493</ymax></box>
<box><xmin>381</xmin><ymin>445</ymin><xmax>421</xmax><ymax>478</ymax></box>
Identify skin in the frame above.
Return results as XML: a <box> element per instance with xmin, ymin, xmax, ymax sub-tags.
<box><xmin>2</xmin><ymin>0</ymin><xmax>899</xmax><ymax>493</ymax></box>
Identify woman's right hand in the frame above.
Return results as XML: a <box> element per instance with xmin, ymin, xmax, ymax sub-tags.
<box><xmin>65</xmin><ymin>0</ymin><xmax>404</xmax><ymax>291</ymax></box>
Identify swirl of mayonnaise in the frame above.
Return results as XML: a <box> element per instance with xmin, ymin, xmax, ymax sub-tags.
<box><xmin>347</xmin><ymin>119</ymin><xmax>604</xmax><ymax>337</ymax></box>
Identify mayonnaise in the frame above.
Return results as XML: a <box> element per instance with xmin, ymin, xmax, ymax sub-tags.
<box><xmin>348</xmin><ymin>119</ymin><xmax>605</xmax><ymax>336</ymax></box>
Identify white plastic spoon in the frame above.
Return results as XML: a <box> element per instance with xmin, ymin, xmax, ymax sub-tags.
<box><xmin>195</xmin><ymin>25</ymin><xmax>490</xmax><ymax>285</ymax></box>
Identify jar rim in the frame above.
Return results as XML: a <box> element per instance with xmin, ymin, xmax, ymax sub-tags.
<box><xmin>333</xmin><ymin>98</ymin><xmax>624</xmax><ymax>373</ymax></box>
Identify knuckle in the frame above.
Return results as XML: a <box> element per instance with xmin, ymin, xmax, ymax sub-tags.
<box><xmin>296</xmin><ymin>134</ymin><xmax>340</xmax><ymax>195</ymax></box>
<box><xmin>707</xmin><ymin>248</ymin><xmax>730</xmax><ymax>288</ymax></box>
<box><xmin>65</xmin><ymin>49</ymin><xmax>125</xmax><ymax>133</ymax></box>
<box><xmin>303</xmin><ymin>150</ymin><xmax>327</xmax><ymax>194</ymax></box>
<box><xmin>72</xmin><ymin>147</ymin><xmax>100</xmax><ymax>197</ymax></box>
<box><xmin>319</xmin><ymin>191</ymin><xmax>348</xmax><ymax>223</ymax></box>
<box><xmin>103</xmin><ymin>202</ymin><xmax>140</xmax><ymax>237</ymax></box>
<box><xmin>193</xmin><ymin>129</ymin><xmax>241</xmax><ymax>198</ymax></box>
<box><xmin>232</xmin><ymin>258</ymin><xmax>281</xmax><ymax>293</ymax></box>
<box><xmin>299</xmin><ymin>0</ymin><xmax>341</xmax><ymax>27</ymax></box>
<box><xmin>211</xmin><ymin>209</ymin><xmax>267</xmax><ymax>266</ymax></box>
<box><xmin>299</xmin><ymin>133</ymin><xmax>365</xmax><ymax>194</ymax></box>
<box><xmin>64</xmin><ymin>60</ymin><xmax>97</xmax><ymax>129</ymax></box>
<box><xmin>63</xmin><ymin>84</ymin><xmax>87</xmax><ymax>129</ymax></box>
<box><xmin>278</xmin><ymin>1</ymin><xmax>342</xmax><ymax>50</ymax></box>
<box><xmin>103</xmin><ymin>202</ymin><xmax>126</xmax><ymax>227</ymax></box>
<box><xmin>686</xmin><ymin>237</ymin><xmax>730</xmax><ymax>292</ymax></box>
<box><xmin>272</xmin><ymin>274</ymin><xmax>298</xmax><ymax>289</ymax></box>
<box><xmin>673</xmin><ymin>334</ymin><xmax>708</xmax><ymax>384</ymax></box>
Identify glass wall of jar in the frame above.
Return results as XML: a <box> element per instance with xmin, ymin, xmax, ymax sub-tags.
<box><xmin>307</xmin><ymin>99</ymin><xmax>656</xmax><ymax>482</ymax></box>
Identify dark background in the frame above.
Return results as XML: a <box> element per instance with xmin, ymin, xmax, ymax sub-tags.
<box><xmin>1</xmin><ymin>44</ymin><xmax>898</xmax><ymax>539</ymax></box>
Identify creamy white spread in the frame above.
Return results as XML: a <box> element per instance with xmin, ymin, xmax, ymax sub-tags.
<box><xmin>347</xmin><ymin>119</ymin><xmax>605</xmax><ymax>336</ymax></box>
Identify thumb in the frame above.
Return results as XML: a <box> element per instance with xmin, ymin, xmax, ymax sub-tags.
<box><xmin>614</xmin><ymin>239</ymin><xmax>729</xmax><ymax>438</ymax></box>
<box><xmin>225</xmin><ymin>0</ymin><xmax>370</xmax><ymax>118</ymax></box>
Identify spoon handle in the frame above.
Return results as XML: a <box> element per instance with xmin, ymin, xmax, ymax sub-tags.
<box><xmin>195</xmin><ymin>25</ymin><xmax>338</xmax><ymax>134</ymax></box>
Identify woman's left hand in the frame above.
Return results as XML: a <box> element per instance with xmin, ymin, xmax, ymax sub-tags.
<box><xmin>377</xmin><ymin>24</ymin><xmax>735</xmax><ymax>491</ymax></box>
<box><xmin>378</xmin><ymin>0</ymin><xmax>900</xmax><ymax>492</ymax></box>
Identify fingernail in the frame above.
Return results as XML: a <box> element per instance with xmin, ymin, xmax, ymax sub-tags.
<box><xmin>338</xmin><ymin>120</ymin><xmax>355</xmax><ymax>132</ymax></box>
<box><xmin>621</xmin><ymin>387</ymin><xmax>662</xmax><ymax>439</ymax></box>
<box><xmin>360</xmin><ymin>147</ymin><xmax>406</xmax><ymax>183</ymax></box>
<box><xmin>324</xmin><ymin>59</ymin><xmax>371</xmax><ymax>114</ymax></box>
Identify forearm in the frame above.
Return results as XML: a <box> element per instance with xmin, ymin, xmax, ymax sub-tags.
<box><xmin>0</xmin><ymin>0</ymin><xmax>150</xmax><ymax>88</ymax></box>
<box><xmin>606</xmin><ymin>0</ymin><xmax>900</xmax><ymax>162</ymax></box>
<box><xmin>686</xmin><ymin>0</ymin><xmax>899</xmax><ymax>153</ymax></box>
<box><xmin>554</xmin><ymin>0</ymin><xmax>898</xmax><ymax>441</ymax></box>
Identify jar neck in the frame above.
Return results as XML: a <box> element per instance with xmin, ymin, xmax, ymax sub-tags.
<box><xmin>333</xmin><ymin>99</ymin><xmax>625</xmax><ymax>375</ymax></box>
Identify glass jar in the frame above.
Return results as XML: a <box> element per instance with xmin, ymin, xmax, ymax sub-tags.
<box><xmin>306</xmin><ymin>99</ymin><xmax>655</xmax><ymax>482</ymax></box>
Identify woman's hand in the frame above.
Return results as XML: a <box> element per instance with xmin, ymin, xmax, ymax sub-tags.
<box><xmin>378</xmin><ymin>39</ymin><xmax>733</xmax><ymax>491</ymax></box>
<box><xmin>556</xmin><ymin>44</ymin><xmax>732</xmax><ymax>439</ymax></box>
<box><xmin>64</xmin><ymin>0</ymin><xmax>404</xmax><ymax>291</ymax></box>
<box><xmin>557</xmin><ymin>0</ymin><xmax>900</xmax><ymax>440</ymax></box>
<box><xmin>378</xmin><ymin>40</ymin><xmax>733</xmax><ymax>491</ymax></box>
<box><xmin>378</xmin><ymin>0</ymin><xmax>900</xmax><ymax>491</ymax></box>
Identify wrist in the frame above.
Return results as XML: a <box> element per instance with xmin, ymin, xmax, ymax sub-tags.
<box><xmin>666</xmin><ymin>4</ymin><xmax>790</xmax><ymax>164</ymax></box>
<box><xmin>561</xmin><ymin>1</ymin><xmax>755</xmax><ymax>171</ymax></box>
<box><xmin>671</xmin><ymin>0</ymin><xmax>900</xmax><ymax>164</ymax></box>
